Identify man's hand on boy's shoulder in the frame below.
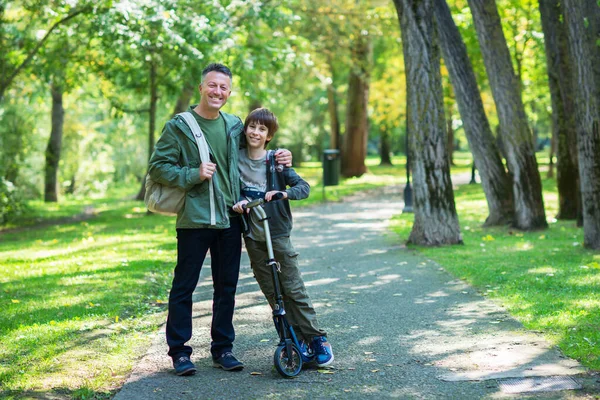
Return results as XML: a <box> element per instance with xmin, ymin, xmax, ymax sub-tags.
<box><xmin>274</xmin><ymin>149</ymin><xmax>292</xmax><ymax>167</ymax></box>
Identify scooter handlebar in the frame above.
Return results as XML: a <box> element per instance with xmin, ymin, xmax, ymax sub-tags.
<box><xmin>241</xmin><ymin>192</ymin><xmax>285</xmax><ymax>210</ymax></box>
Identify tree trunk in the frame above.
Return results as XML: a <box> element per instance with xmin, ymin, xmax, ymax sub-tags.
<box><xmin>393</xmin><ymin>0</ymin><xmax>462</xmax><ymax>246</ymax></box>
<box><xmin>467</xmin><ymin>0</ymin><xmax>547</xmax><ymax>230</ymax></box>
<box><xmin>562</xmin><ymin>0</ymin><xmax>600</xmax><ymax>249</ymax></box>
<box><xmin>379</xmin><ymin>127</ymin><xmax>393</xmax><ymax>166</ymax></box>
<box><xmin>341</xmin><ymin>35</ymin><xmax>371</xmax><ymax>178</ymax></box>
<box><xmin>539</xmin><ymin>0</ymin><xmax>580</xmax><ymax>220</ymax></box>
<box><xmin>434</xmin><ymin>0</ymin><xmax>514</xmax><ymax>226</ymax></box>
<box><xmin>327</xmin><ymin>56</ymin><xmax>341</xmax><ymax>150</ymax></box>
<box><xmin>44</xmin><ymin>82</ymin><xmax>65</xmax><ymax>202</ymax></box>
<box><xmin>327</xmin><ymin>84</ymin><xmax>341</xmax><ymax>150</ymax></box>
<box><xmin>171</xmin><ymin>83</ymin><xmax>195</xmax><ymax>117</ymax></box>
<box><xmin>136</xmin><ymin>59</ymin><xmax>158</xmax><ymax>201</ymax></box>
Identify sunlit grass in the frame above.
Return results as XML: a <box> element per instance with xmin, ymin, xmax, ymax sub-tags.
<box><xmin>0</xmin><ymin>200</ymin><xmax>175</xmax><ymax>398</ymax></box>
<box><xmin>391</xmin><ymin>178</ymin><xmax>600</xmax><ymax>370</ymax></box>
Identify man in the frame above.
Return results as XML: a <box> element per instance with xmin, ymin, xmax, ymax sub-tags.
<box><xmin>148</xmin><ymin>63</ymin><xmax>291</xmax><ymax>376</ymax></box>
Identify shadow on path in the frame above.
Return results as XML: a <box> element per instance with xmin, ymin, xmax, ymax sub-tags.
<box><xmin>113</xmin><ymin>186</ymin><xmax>596</xmax><ymax>400</ymax></box>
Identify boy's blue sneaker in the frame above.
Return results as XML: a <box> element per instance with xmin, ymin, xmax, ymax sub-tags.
<box><xmin>312</xmin><ymin>336</ymin><xmax>334</xmax><ymax>367</ymax></box>
<box><xmin>298</xmin><ymin>340</ymin><xmax>315</xmax><ymax>363</ymax></box>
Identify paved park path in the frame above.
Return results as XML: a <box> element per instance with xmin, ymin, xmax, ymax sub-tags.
<box><xmin>114</xmin><ymin>185</ymin><xmax>598</xmax><ymax>399</ymax></box>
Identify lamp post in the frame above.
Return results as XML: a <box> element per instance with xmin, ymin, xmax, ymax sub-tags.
<box><xmin>470</xmin><ymin>162</ymin><xmax>477</xmax><ymax>184</ymax></box>
<box><xmin>403</xmin><ymin>126</ymin><xmax>413</xmax><ymax>213</ymax></box>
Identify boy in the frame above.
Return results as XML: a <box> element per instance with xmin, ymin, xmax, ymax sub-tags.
<box><xmin>232</xmin><ymin>108</ymin><xmax>334</xmax><ymax>367</ymax></box>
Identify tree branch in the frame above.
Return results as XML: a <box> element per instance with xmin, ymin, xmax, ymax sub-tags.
<box><xmin>0</xmin><ymin>6</ymin><xmax>91</xmax><ymax>101</ymax></box>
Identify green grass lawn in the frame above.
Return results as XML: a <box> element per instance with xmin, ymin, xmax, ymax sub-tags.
<box><xmin>391</xmin><ymin>178</ymin><xmax>600</xmax><ymax>371</ymax></box>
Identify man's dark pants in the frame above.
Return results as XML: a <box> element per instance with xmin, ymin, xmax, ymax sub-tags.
<box><xmin>166</xmin><ymin>216</ymin><xmax>242</xmax><ymax>360</ymax></box>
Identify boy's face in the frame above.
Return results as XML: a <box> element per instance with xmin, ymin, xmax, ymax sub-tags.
<box><xmin>245</xmin><ymin>122</ymin><xmax>271</xmax><ymax>150</ymax></box>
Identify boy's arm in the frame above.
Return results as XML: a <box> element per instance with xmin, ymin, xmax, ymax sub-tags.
<box><xmin>283</xmin><ymin>168</ymin><xmax>310</xmax><ymax>200</ymax></box>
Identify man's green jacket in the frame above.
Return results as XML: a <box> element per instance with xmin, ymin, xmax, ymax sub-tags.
<box><xmin>148</xmin><ymin>108</ymin><xmax>243</xmax><ymax>229</ymax></box>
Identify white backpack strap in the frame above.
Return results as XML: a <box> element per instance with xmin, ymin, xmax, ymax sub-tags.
<box><xmin>178</xmin><ymin>112</ymin><xmax>216</xmax><ymax>226</ymax></box>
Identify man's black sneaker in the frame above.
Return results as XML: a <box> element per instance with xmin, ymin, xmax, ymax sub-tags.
<box><xmin>173</xmin><ymin>356</ymin><xmax>197</xmax><ymax>376</ymax></box>
<box><xmin>212</xmin><ymin>352</ymin><xmax>244</xmax><ymax>371</ymax></box>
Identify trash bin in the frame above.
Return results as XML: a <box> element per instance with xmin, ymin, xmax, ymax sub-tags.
<box><xmin>322</xmin><ymin>149</ymin><xmax>340</xmax><ymax>186</ymax></box>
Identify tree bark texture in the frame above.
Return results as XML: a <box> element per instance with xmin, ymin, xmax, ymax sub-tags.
<box><xmin>136</xmin><ymin>59</ymin><xmax>158</xmax><ymax>201</ymax></box>
<box><xmin>562</xmin><ymin>0</ymin><xmax>600</xmax><ymax>249</ymax></box>
<box><xmin>380</xmin><ymin>128</ymin><xmax>393</xmax><ymax>165</ymax></box>
<box><xmin>341</xmin><ymin>35</ymin><xmax>371</xmax><ymax>178</ymax></box>
<box><xmin>327</xmin><ymin>84</ymin><xmax>341</xmax><ymax>150</ymax></box>
<box><xmin>393</xmin><ymin>0</ymin><xmax>462</xmax><ymax>246</ymax></box>
<box><xmin>538</xmin><ymin>0</ymin><xmax>580</xmax><ymax>220</ymax></box>
<box><xmin>467</xmin><ymin>0</ymin><xmax>547</xmax><ymax>230</ymax></box>
<box><xmin>434</xmin><ymin>0</ymin><xmax>514</xmax><ymax>226</ymax></box>
<box><xmin>44</xmin><ymin>83</ymin><xmax>65</xmax><ymax>202</ymax></box>
<box><xmin>171</xmin><ymin>83</ymin><xmax>196</xmax><ymax>117</ymax></box>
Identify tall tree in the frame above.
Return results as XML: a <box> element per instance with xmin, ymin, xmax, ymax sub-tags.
<box><xmin>538</xmin><ymin>0</ymin><xmax>580</xmax><ymax>221</ymax></box>
<box><xmin>561</xmin><ymin>0</ymin><xmax>600</xmax><ymax>249</ymax></box>
<box><xmin>467</xmin><ymin>0</ymin><xmax>547</xmax><ymax>230</ymax></box>
<box><xmin>44</xmin><ymin>81</ymin><xmax>65</xmax><ymax>202</ymax></box>
<box><xmin>393</xmin><ymin>0</ymin><xmax>462</xmax><ymax>246</ymax></box>
<box><xmin>341</xmin><ymin>33</ymin><xmax>371</xmax><ymax>177</ymax></box>
<box><xmin>434</xmin><ymin>0</ymin><xmax>513</xmax><ymax>226</ymax></box>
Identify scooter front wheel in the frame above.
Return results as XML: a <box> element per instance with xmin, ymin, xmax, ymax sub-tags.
<box><xmin>274</xmin><ymin>344</ymin><xmax>303</xmax><ymax>378</ymax></box>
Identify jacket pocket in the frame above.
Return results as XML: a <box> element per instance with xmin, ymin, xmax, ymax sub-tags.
<box><xmin>188</xmin><ymin>180</ymin><xmax>210</xmax><ymax>197</ymax></box>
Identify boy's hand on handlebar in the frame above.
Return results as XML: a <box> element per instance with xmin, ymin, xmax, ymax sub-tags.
<box><xmin>274</xmin><ymin>149</ymin><xmax>292</xmax><ymax>167</ymax></box>
<box><xmin>265</xmin><ymin>191</ymin><xmax>287</xmax><ymax>202</ymax></box>
<box><xmin>232</xmin><ymin>200</ymin><xmax>249</xmax><ymax>214</ymax></box>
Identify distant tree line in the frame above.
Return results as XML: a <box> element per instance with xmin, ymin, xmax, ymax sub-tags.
<box><xmin>1</xmin><ymin>0</ymin><xmax>599</xmax><ymax>248</ymax></box>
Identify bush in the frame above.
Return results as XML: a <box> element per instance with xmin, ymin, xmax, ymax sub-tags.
<box><xmin>0</xmin><ymin>178</ymin><xmax>24</xmax><ymax>224</ymax></box>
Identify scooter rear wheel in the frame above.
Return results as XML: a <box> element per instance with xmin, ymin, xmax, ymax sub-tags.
<box><xmin>274</xmin><ymin>344</ymin><xmax>303</xmax><ymax>378</ymax></box>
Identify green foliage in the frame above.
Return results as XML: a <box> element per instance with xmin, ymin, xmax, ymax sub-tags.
<box><xmin>0</xmin><ymin>178</ymin><xmax>24</xmax><ymax>224</ymax></box>
<box><xmin>391</xmin><ymin>178</ymin><xmax>600</xmax><ymax>370</ymax></box>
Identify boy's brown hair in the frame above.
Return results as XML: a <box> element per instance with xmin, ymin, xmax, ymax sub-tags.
<box><xmin>244</xmin><ymin>108</ymin><xmax>279</xmax><ymax>148</ymax></box>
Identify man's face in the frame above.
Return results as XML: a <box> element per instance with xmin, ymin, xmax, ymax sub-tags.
<box><xmin>199</xmin><ymin>71</ymin><xmax>232</xmax><ymax>112</ymax></box>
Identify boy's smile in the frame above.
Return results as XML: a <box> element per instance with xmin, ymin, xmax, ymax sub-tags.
<box><xmin>245</xmin><ymin>122</ymin><xmax>270</xmax><ymax>149</ymax></box>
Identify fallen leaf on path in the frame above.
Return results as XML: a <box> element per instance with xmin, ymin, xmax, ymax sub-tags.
<box><xmin>250</xmin><ymin>372</ymin><xmax>262</xmax><ymax>375</ymax></box>
<box><xmin>371</xmin><ymin>369</ymin><xmax>380</xmax><ymax>373</ymax></box>
<box><xmin>364</xmin><ymin>351</ymin><xmax>373</xmax><ymax>355</ymax></box>
<box><xmin>318</xmin><ymin>369</ymin><xmax>334</xmax><ymax>374</ymax></box>
<box><xmin>260</xmin><ymin>339</ymin><xmax>269</xmax><ymax>342</ymax></box>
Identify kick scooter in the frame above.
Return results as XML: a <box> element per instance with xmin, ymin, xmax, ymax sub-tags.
<box><xmin>243</xmin><ymin>195</ymin><xmax>314</xmax><ymax>378</ymax></box>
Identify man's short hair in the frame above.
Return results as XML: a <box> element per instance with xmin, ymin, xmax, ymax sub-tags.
<box><xmin>201</xmin><ymin>63</ymin><xmax>233</xmax><ymax>81</ymax></box>
<box><xmin>244</xmin><ymin>108</ymin><xmax>279</xmax><ymax>146</ymax></box>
